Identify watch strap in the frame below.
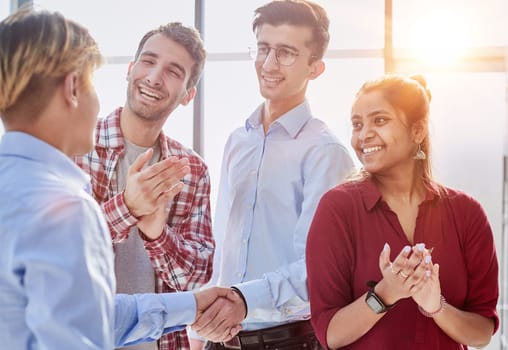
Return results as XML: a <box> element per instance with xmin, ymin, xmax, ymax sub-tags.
<box><xmin>366</xmin><ymin>280</ymin><xmax>396</xmax><ymax>311</ymax></box>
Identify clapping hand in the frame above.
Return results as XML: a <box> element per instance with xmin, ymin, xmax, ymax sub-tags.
<box><xmin>124</xmin><ymin>150</ymin><xmax>190</xmax><ymax>239</ymax></box>
<box><xmin>411</xmin><ymin>256</ymin><xmax>442</xmax><ymax>315</ymax></box>
<box><xmin>375</xmin><ymin>243</ymin><xmax>434</xmax><ymax>306</ymax></box>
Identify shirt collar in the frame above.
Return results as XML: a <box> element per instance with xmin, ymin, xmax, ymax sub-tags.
<box><xmin>0</xmin><ymin>131</ymin><xmax>90</xmax><ymax>191</ymax></box>
<box><xmin>360</xmin><ymin>177</ymin><xmax>442</xmax><ymax>211</ymax></box>
<box><xmin>95</xmin><ymin>107</ymin><xmax>171</xmax><ymax>158</ymax></box>
<box><xmin>245</xmin><ymin>100</ymin><xmax>313</xmax><ymax>138</ymax></box>
<box><xmin>95</xmin><ymin>107</ymin><xmax>124</xmax><ymax>150</ymax></box>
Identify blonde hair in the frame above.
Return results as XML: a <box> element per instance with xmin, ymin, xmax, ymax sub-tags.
<box><xmin>0</xmin><ymin>6</ymin><xmax>103</xmax><ymax>117</ymax></box>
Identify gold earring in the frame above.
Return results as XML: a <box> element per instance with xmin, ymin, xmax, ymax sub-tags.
<box><xmin>414</xmin><ymin>144</ymin><xmax>426</xmax><ymax>160</ymax></box>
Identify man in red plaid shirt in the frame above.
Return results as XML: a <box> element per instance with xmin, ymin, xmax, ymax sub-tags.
<box><xmin>74</xmin><ymin>22</ymin><xmax>214</xmax><ymax>350</ymax></box>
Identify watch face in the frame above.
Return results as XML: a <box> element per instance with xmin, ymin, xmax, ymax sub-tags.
<box><xmin>366</xmin><ymin>291</ymin><xmax>387</xmax><ymax>314</ymax></box>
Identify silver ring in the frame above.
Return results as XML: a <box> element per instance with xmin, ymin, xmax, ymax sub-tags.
<box><xmin>399</xmin><ymin>271</ymin><xmax>409</xmax><ymax>278</ymax></box>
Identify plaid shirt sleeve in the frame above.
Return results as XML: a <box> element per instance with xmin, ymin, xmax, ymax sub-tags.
<box><xmin>143</xmin><ymin>160</ymin><xmax>214</xmax><ymax>291</ymax></box>
<box><xmin>74</xmin><ymin>149</ymin><xmax>138</xmax><ymax>243</ymax></box>
<box><xmin>101</xmin><ymin>192</ymin><xmax>138</xmax><ymax>243</ymax></box>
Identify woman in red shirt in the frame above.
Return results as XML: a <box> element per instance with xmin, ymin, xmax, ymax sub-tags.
<box><xmin>306</xmin><ymin>74</ymin><xmax>499</xmax><ymax>349</ymax></box>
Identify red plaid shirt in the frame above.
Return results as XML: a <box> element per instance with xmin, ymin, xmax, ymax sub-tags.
<box><xmin>74</xmin><ymin>108</ymin><xmax>214</xmax><ymax>350</ymax></box>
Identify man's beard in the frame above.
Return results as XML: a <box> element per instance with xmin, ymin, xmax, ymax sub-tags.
<box><xmin>126</xmin><ymin>86</ymin><xmax>169</xmax><ymax>122</ymax></box>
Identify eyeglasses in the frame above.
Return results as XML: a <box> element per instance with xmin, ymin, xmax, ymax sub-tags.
<box><xmin>248</xmin><ymin>46</ymin><xmax>300</xmax><ymax>66</ymax></box>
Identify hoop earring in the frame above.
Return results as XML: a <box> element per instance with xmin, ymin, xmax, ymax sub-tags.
<box><xmin>414</xmin><ymin>144</ymin><xmax>426</xmax><ymax>160</ymax></box>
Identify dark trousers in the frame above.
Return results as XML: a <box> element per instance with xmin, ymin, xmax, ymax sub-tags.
<box><xmin>204</xmin><ymin>320</ymin><xmax>324</xmax><ymax>350</ymax></box>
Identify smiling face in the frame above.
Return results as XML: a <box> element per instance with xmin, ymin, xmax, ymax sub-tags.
<box><xmin>351</xmin><ymin>90</ymin><xmax>422</xmax><ymax>176</ymax></box>
<box><xmin>254</xmin><ymin>24</ymin><xmax>322</xmax><ymax>109</ymax></box>
<box><xmin>125</xmin><ymin>33</ymin><xmax>195</xmax><ymax>123</ymax></box>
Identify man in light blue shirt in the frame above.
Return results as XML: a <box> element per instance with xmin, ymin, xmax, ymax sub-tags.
<box><xmin>0</xmin><ymin>132</ymin><xmax>225</xmax><ymax>349</ymax></box>
<box><xmin>191</xmin><ymin>1</ymin><xmax>354</xmax><ymax>349</ymax></box>
<box><xmin>0</xmin><ymin>7</ymin><xmax>234</xmax><ymax>349</ymax></box>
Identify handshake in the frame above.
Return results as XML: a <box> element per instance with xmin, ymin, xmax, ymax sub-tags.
<box><xmin>192</xmin><ymin>287</ymin><xmax>247</xmax><ymax>342</ymax></box>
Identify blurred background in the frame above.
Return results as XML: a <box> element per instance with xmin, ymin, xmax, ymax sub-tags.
<box><xmin>2</xmin><ymin>1</ymin><xmax>508</xmax><ymax>348</ymax></box>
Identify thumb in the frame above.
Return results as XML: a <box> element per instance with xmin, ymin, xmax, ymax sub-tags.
<box><xmin>226</xmin><ymin>289</ymin><xmax>242</xmax><ymax>303</ymax></box>
<box><xmin>208</xmin><ymin>286</ymin><xmax>232</xmax><ymax>299</ymax></box>
<box><xmin>194</xmin><ymin>288</ymin><xmax>213</xmax><ymax>312</ymax></box>
<box><xmin>432</xmin><ymin>263</ymin><xmax>440</xmax><ymax>280</ymax></box>
<box><xmin>379</xmin><ymin>242</ymin><xmax>391</xmax><ymax>271</ymax></box>
<box><xmin>195</xmin><ymin>287</ymin><xmax>229</xmax><ymax>311</ymax></box>
<box><xmin>230</xmin><ymin>325</ymin><xmax>243</xmax><ymax>337</ymax></box>
<box><xmin>129</xmin><ymin>148</ymin><xmax>153</xmax><ymax>174</ymax></box>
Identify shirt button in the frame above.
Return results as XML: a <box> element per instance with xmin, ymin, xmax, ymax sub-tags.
<box><xmin>242</xmin><ymin>240</ymin><xmax>247</xmax><ymax>245</ymax></box>
<box><xmin>236</xmin><ymin>272</ymin><xmax>242</xmax><ymax>278</ymax></box>
<box><xmin>250</xmin><ymin>170</ymin><xmax>257</xmax><ymax>176</ymax></box>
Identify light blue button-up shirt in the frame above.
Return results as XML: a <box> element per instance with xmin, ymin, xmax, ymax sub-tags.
<box><xmin>0</xmin><ymin>132</ymin><xmax>195</xmax><ymax>349</ymax></box>
<box><xmin>213</xmin><ymin>101</ymin><xmax>354</xmax><ymax>330</ymax></box>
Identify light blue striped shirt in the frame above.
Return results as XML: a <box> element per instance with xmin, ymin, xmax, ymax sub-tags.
<box><xmin>0</xmin><ymin>132</ymin><xmax>195</xmax><ymax>349</ymax></box>
<box><xmin>212</xmin><ymin>101</ymin><xmax>354</xmax><ymax>330</ymax></box>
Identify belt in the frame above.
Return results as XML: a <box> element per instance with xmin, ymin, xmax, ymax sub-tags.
<box><xmin>222</xmin><ymin>320</ymin><xmax>315</xmax><ymax>349</ymax></box>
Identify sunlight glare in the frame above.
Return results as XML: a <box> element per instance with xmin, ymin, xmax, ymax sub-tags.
<box><xmin>409</xmin><ymin>10</ymin><xmax>470</xmax><ymax>67</ymax></box>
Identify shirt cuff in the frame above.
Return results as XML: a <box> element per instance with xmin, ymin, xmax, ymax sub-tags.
<box><xmin>235</xmin><ymin>279</ymin><xmax>272</xmax><ymax>319</ymax></box>
<box><xmin>187</xmin><ymin>326</ymin><xmax>206</xmax><ymax>341</ymax></box>
<box><xmin>143</xmin><ymin>225</ymin><xmax>178</xmax><ymax>254</ymax></box>
<box><xmin>159</xmin><ymin>291</ymin><xmax>197</xmax><ymax>326</ymax></box>
<box><xmin>103</xmin><ymin>192</ymin><xmax>138</xmax><ymax>233</ymax></box>
<box><xmin>114</xmin><ymin>292</ymin><xmax>196</xmax><ymax>347</ymax></box>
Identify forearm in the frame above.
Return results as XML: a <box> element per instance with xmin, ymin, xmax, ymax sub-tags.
<box><xmin>114</xmin><ymin>292</ymin><xmax>195</xmax><ymax>347</ymax></box>
<box><xmin>147</xmin><ymin>170</ymin><xmax>214</xmax><ymax>290</ymax></box>
<box><xmin>237</xmin><ymin>261</ymin><xmax>309</xmax><ymax>323</ymax></box>
<box><xmin>433</xmin><ymin>303</ymin><xmax>494</xmax><ymax>348</ymax></box>
<box><xmin>146</xmin><ymin>224</ymin><xmax>214</xmax><ymax>290</ymax></box>
<box><xmin>326</xmin><ymin>293</ymin><xmax>384</xmax><ymax>349</ymax></box>
<box><xmin>101</xmin><ymin>191</ymin><xmax>137</xmax><ymax>242</ymax></box>
<box><xmin>74</xmin><ymin>155</ymin><xmax>137</xmax><ymax>243</ymax></box>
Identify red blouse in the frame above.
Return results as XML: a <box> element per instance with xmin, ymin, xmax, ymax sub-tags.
<box><xmin>306</xmin><ymin>178</ymin><xmax>499</xmax><ymax>349</ymax></box>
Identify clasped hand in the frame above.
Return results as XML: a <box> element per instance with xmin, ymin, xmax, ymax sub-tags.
<box><xmin>192</xmin><ymin>287</ymin><xmax>246</xmax><ymax>342</ymax></box>
<box><xmin>376</xmin><ymin>243</ymin><xmax>442</xmax><ymax>313</ymax></box>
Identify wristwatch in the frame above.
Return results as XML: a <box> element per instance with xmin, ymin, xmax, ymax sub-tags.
<box><xmin>365</xmin><ymin>280</ymin><xmax>394</xmax><ymax>314</ymax></box>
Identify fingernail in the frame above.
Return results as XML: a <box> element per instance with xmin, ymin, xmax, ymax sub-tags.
<box><xmin>384</xmin><ymin>243</ymin><xmax>389</xmax><ymax>251</ymax></box>
<box><xmin>425</xmin><ymin>255</ymin><xmax>432</xmax><ymax>264</ymax></box>
<box><xmin>403</xmin><ymin>246</ymin><xmax>411</xmax><ymax>253</ymax></box>
<box><xmin>425</xmin><ymin>270</ymin><xmax>431</xmax><ymax>277</ymax></box>
<box><xmin>416</xmin><ymin>243</ymin><xmax>425</xmax><ymax>251</ymax></box>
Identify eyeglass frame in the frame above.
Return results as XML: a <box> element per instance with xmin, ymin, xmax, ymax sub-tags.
<box><xmin>248</xmin><ymin>45</ymin><xmax>317</xmax><ymax>66</ymax></box>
